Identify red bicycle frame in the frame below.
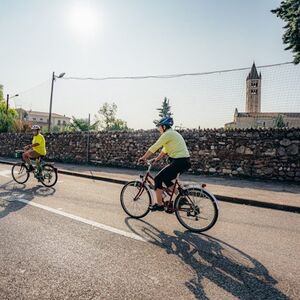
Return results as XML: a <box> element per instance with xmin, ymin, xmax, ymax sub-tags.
<box><xmin>135</xmin><ymin>162</ymin><xmax>181</xmax><ymax>212</ymax></box>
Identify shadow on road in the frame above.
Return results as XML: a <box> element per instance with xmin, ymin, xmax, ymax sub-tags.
<box><xmin>125</xmin><ymin>217</ymin><xmax>288</xmax><ymax>300</ymax></box>
<box><xmin>0</xmin><ymin>180</ymin><xmax>56</xmax><ymax>219</ymax></box>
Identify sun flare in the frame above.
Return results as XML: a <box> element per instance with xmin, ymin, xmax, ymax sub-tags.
<box><xmin>67</xmin><ymin>3</ymin><xmax>100</xmax><ymax>40</ymax></box>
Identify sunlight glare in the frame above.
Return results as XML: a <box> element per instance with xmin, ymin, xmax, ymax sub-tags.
<box><xmin>67</xmin><ymin>2</ymin><xmax>100</xmax><ymax>40</ymax></box>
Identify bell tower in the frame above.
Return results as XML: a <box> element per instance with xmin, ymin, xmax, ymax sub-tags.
<box><xmin>246</xmin><ymin>62</ymin><xmax>261</xmax><ymax>113</ymax></box>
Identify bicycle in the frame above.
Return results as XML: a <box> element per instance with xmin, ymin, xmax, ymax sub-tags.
<box><xmin>120</xmin><ymin>159</ymin><xmax>219</xmax><ymax>233</ymax></box>
<box><xmin>11</xmin><ymin>150</ymin><xmax>58</xmax><ymax>187</ymax></box>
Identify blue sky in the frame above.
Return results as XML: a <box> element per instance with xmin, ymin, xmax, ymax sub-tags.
<box><xmin>0</xmin><ymin>0</ymin><xmax>299</xmax><ymax>129</ymax></box>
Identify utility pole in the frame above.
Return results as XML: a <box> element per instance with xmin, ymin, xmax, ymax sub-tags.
<box><xmin>48</xmin><ymin>72</ymin><xmax>55</xmax><ymax>132</ymax></box>
<box><xmin>87</xmin><ymin>113</ymin><xmax>91</xmax><ymax>163</ymax></box>
<box><xmin>6</xmin><ymin>93</ymin><xmax>19</xmax><ymax>113</ymax></box>
<box><xmin>48</xmin><ymin>71</ymin><xmax>65</xmax><ymax>133</ymax></box>
<box><xmin>6</xmin><ymin>94</ymin><xmax>9</xmax><ymax>113</ymax></box>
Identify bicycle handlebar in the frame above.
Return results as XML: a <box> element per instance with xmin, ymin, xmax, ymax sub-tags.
<box><xmin>146</xmin><ymin>158</ymin><xmax>156</xmax><ymax>165</ymax></box>
<box><xmin>15</xmin><ymin>149</ymin><xmax>25</xmax><ymax>153</ymax></box>
<box><xmin>137</xmin><ymin>158</ymin><xmax>156</xmax><ymax>165</ymax></box>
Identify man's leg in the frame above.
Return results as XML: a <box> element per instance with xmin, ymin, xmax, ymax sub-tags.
<box><xmin>154</xmin><ymin>173</ymin><xmax>164</xmax><ymax>206</ymax></box>
<box><xmin>154</xmin><ymin>163</ymin><xmax>178</xmax><ymax>206</ymax></box>
<box><xmin>158</xmin><ymin>160</ymin><xmax>186</xmax><ymax>196</ymax></box>
<box><xmin>22</xmin><ymin>151</ymin><xmax>31</xmax><ymax>165</ymax></box>
<box><xmin>23</xmin><ymin>150</ymin><xmax>40</xmax><ymax>171</ymax></box>
<box><xmin>154</xmin><ymin>189</ymin><xmax>164</xmax><ymax>206</ymax></box>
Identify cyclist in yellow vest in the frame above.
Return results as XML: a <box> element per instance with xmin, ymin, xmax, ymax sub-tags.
<box><xmin>23</xmin><ymin>125</ymin><xmax>47</xmax><ymax>172</ymax></box>
<box><xmin>139</xmin><ymin>117</ymin><xmax>191</xmax><ymax>211</ymax></box>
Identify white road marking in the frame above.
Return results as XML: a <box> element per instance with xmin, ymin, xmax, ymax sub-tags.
<box><xmin>0</xmin><ymin>169</ymin><xmax>11</xmax><ymax>178</ymax></box>
<box><xmin>15</xmin><ymin>198</ymin><xmax>146</xmax><ymax>243</ymax></box>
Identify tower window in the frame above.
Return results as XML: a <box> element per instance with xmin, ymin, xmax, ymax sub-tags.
<box><xmin>251</xmin><ymin>89</ymin><xmax>257</xmax><ymax>95</ymax></box>
<box><xmin>251</xmin><ymin>82</ymin><xmax>258</xmax><ymax>87</ymax></box>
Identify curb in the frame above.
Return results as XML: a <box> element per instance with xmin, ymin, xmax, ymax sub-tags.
<box><xmin>215</xmin><ymin>195</ymin><xmax>300</xmax><ymax>213</ymax></box>
<box><xmin>58</xmin><ymin>169</ymin><xmax>127</xmax><ymax>185</ymax></box>
<box><xmin>1</xmin><ymin>160</ymin><xmax>299</xmax><ymax>214</ymax></box>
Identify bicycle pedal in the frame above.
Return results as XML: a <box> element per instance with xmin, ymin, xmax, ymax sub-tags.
<box><xmin>163</xmin><ymin>201</ymin><xmax>174</xmax><ymax>214</ymax></box>
<box><xmin>164</xmin><ymin>208</ymin><xmax>174</xmax><ymax>214</ymax></box>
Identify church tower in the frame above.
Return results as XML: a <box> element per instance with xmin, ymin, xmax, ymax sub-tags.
<box><xmin>246</xmin><ymin>62</ymin><xmax>261</xmax><ymax>113</ymax></box>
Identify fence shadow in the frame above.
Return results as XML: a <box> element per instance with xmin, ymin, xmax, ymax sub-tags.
<box><xmin>125</xmin><ymin>217</ymin><xmax>288</xmax><ymax>300</ymax></box>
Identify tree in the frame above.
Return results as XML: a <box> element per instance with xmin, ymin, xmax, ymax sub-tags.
<box><xmin>52</xmin><ymin>125</ymin><xmax>61</xmax><ymax>133</ymax></box>
<box><xmin>157</xmin><ymin>97</ymin><xmax>172</xmax><ymax>118</ymax></box>
<box><xmin>156</xmin><ymin>97</ymin><xmax>172</xmax><ymax>122</ymax></box>
<box><xmin>154</xmin><ymin>97</ymin><xmax>172</xmax><ymax>125</ymax></box>
<box><xmin>0</xmin><ymin>85</ymin><xmax>18</xmax><ymax>133</ymax></box>
<box><xmin>0</xmin><ymin>84</ymin><xmax>3</xmax><ymax>101</ymax></box>
<box><xmin>67</xmin><ymin>117</ymin><xmax>99</xmax><ymax>132</ymax></box>
<box><xmin>13</xmin><ymin>119</ymin><xmax>32</xmax><ymax>133</ymax></box>
<box><xmin>97</xmin><ymin>102</ymin><xmax>117</xmax><ymax>129</ymax></box>
<box><xmin>0</xmin><ymin>102</ymin><xmax>18</xmax><ymax>133</ymax></box>
<box><xmin>271</xmin><ymin>0</ymin><xmax>300</xmax><ymax>64</ymax></box>
<box><xmin>108</xmin><ymin>118</ymin><xmax>128</xmax><ymax>131</ymax></box>
<box><xmin>96</xmin><ymin>102</ymin><xmax>128</xmax><ymax>131</ymax></box>
<box><xmin>274</xmin><ymin>114</ymin><xmax>286</xmax><ymax>128</ymax></box>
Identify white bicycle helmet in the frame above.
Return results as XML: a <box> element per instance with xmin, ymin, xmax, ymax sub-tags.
<box><xmin>31</xmin><ymin>125</ymin><xmax>41</xmax><ymax>130</ymax></box>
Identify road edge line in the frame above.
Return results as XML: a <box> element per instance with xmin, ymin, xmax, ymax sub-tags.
<box><xmin>16</xmin><ymin>198</ymin><xmax>147</xmax><ymax>242</ymax></box>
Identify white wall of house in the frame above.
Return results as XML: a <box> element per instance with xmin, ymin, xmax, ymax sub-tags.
<box><xmin>25</xmin><ymin>111</ymin><xmax>71</xmax><ymax>130</ymax></box>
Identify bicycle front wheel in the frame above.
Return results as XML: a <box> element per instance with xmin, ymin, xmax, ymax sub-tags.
<box><xmin>120</xmin><ymin>181</ymin><xmax>151</xmax><ymax>218</ymax></box>
<box><xmin>175</xmin><ymin>187</ymin><xmax>218</xmax><ymax>233</ymax></box>
<box><xmin>11</xmin><ymin>163</ymin><xmax>30</xmax><ymax>184</ymax></box>
<box><xmin>40</xmin><ymin>164</ymin><xmax>58</xmax><ymax>187</ymax></box>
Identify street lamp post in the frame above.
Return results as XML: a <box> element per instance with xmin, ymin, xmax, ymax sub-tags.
<box><xmin>48</xmin><ymin>72</ymin><xmax>65</xmax><ymax>132</ymax></box>
<box><xmin>6</xmin><ymin>93</ymin><xmax>19</xmax><ymax>113</ymax></box>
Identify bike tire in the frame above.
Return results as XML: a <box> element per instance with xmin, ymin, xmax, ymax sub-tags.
<box><xmin>11</xmin><ymin>163</ymin><xmax>30</xmax><ymax>184</ymax></box>
<box><xmin>40</xmin><ymin>164</ymin><xmax>58</xmax><ymax>187</ymax></box>
<box><xmin>174</xmin><ymin>187</ymin><xmax>219</xmax><ymax>233</ymax></box>
<box><xmin>120</xmin><ymin>181</ymin><xmax>151</xmax><ymax>218</ymax></box>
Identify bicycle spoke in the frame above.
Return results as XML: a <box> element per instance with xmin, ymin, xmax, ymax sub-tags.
<box><xmin>175</xmin><ymin>187</ymin><xmax>218</xmax><ymax>232</ymax></box>
<box><xmin>12</xmin><ymin>163</ymin><xmax>29</xmax><ymax>184</ymax></box>
<box><xmin>120</xmin><ymin>181</ymin><xmax>151</xmax><ymax>218</ymax></box>
<box><xmin>40</xmin><ymin>165</ymin><xmax>58</xmax><ymax>187</ymax></box>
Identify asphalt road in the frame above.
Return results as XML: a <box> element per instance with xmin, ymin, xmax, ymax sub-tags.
<box><xmin>0</xmin><ymin>164</ymin><xmax>299</xmax><ymax>300</ymax></box>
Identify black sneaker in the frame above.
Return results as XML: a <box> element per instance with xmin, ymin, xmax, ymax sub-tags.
<box><xmin>27</xmin><ymin>165</ymin><xmax>35</xmax><ymax>172</ymax></box>
<box><xmin>150</xmin><ymin>204</ymin><xmax>165</xmax><ymax>212</ymax></box>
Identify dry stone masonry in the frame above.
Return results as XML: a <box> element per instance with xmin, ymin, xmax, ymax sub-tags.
<box><xmin>0</xmin><ymin>128</ymin><xmax>299</xmax><ymax>181</ymax></box>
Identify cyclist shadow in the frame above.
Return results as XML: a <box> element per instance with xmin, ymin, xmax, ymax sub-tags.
<box><xmin>0</xmin><ymin>180</ymin><xmax>56</xmax><ymax>219</ymax></box>
<box><xmin>125</xmin><ymin>217</ymin><xmax>288</xmax><ymax>300</ymax></box>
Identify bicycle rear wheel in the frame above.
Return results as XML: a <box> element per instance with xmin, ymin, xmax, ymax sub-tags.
<box><xmin>40</xmin><ymin>164</ymin><xmax>58</xmax><ymax>187</ymax></box>
<box><xmin>175</xmin><ymin>187</ymin><xmax>218</xmax><ymax>233</ymax></box>
<box><xmin>120</xmin><ymin>181</ymin><xmax>151</xmax><ymax>218</ymax></box>
<box><xmin>11</xmin><ymin>163</ymin><xmax>30</xmax><ymax>184</ymax></box>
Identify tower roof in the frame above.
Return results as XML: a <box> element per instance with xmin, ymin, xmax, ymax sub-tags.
<box><xmin>247</xmin><ymin>62</ymin><xmax>261</xmax><ymax>80</ymax></box>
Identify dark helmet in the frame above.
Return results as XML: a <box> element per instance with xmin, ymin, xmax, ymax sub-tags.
<box><xmin>156</xmin><ymin>116</ymin><xmax>174</xmax><ymax>127</ymax></box>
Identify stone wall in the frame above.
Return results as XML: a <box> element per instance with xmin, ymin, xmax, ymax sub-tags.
<box><xmin>0</xmin><ymin>128</ymin><xmax>299</xmax><ymax>181</ymax></box>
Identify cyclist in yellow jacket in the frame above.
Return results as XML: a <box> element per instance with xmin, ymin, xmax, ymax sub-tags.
<box><xmin>23</xmin><ymin>125</ymin><xmax>47</xmax><ymax>172</ymax></box>
<box><xmin>139</xmin><ymin>117</ymin><xmax>191</xmax><ymax>211</ymax></box>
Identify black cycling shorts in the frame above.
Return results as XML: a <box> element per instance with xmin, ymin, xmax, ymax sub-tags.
<box><xmin>154</xmin><ymin>157</ymin><xmax>191</xmax><ymax>190</ymax></box>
